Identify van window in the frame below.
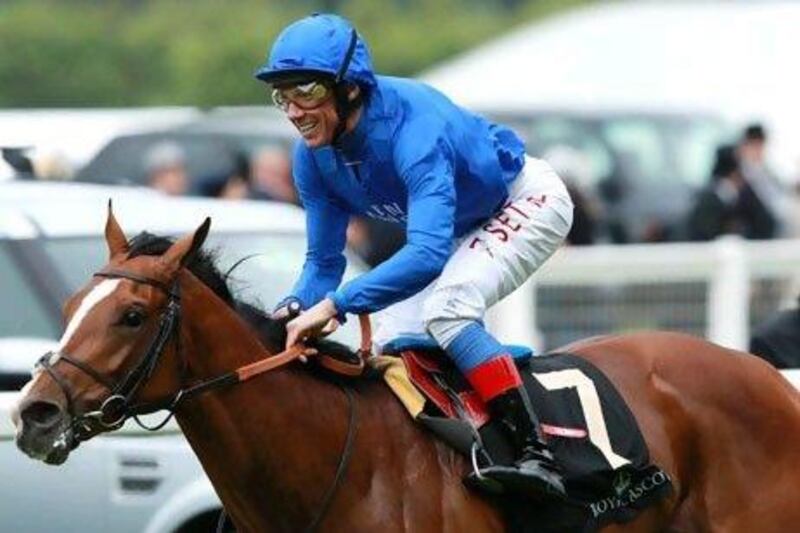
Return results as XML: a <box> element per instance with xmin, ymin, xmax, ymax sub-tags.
<box><xmin>40</xmin><ymin>232</ymin><xmax>308</xmax><ymax>310</ymax></box>
<box><xmin>0</xmin><ymin>243</ymin><xmax>57</xmax><ymax>338</ymax></box>
<box><xmin>40</xmin><ymin>231</ymin><xmax>364</xmax><ymax>347</ymax></box>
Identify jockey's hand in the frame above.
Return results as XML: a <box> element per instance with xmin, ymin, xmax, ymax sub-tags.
<box><xmin>272</xmin><ymin>299</ymin><xmax>302</xmax><ymax>321</ymax></box>
<box><xmin>320</xmin><ymin>317</ymin><xmax>340</xmax><ymax>336</ymax></box>
<box><xmin>285</xmin><ymin>298</ymin><xmax>339</xmax><ymax>351</ymax></box>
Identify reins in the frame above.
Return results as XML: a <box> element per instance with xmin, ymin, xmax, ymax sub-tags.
<box><xmin>40</xmin><ymin>267</ymin><xmax>370</xmax><ymax>532</ymax></box>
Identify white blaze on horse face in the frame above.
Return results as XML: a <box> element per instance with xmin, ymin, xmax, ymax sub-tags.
<box><xmin>55</xmin><ymin>279</ymin><xmax>122</xmax><ymax>360</ymax></box>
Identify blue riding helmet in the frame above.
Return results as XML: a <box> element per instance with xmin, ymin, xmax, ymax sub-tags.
<box><xmin>254</xmin><ymin>13</ymin><xmax>377</xmax><ymax>89</ymax></box>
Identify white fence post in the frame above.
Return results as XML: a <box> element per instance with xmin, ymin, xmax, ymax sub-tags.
<box><xmin>707</xmin><ymin>236</ymin><xmax>750</xmax><ymax>350</ymax></box>
<box><xmin>486</xmin><ymin>238</ymin><xmax>800</xmax><ymax>354</ymax></box>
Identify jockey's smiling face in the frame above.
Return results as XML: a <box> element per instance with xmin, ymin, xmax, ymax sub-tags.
<box><xmin>274</xmin><ymin>81</ymin><xmax>336</xmax><ymax>147</ymax></box>
<box><xmin>272</xmin><ymin>80</ymin><xmax>360</xmax><ymax>147</ymax></box>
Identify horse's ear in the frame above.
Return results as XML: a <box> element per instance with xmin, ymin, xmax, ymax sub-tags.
<box><xmin>105</xmin><ymin>200</ymin><xmax>129</xmax><ymax>258</ymax></box>
<box><xmin>160</xmin><ymin>218</ymin><xmax>212</xmax><ymax>274</ymax></box>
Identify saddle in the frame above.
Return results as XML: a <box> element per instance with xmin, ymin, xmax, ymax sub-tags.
<box><xmin>376</xmin><ymin>337</ymin><xmax>672</xmax><ymax>533</ymax></box>
<box><xmin>312</xmin><ymin>322</ymin><xmax>672</xmax><ymax>532</ymax></box>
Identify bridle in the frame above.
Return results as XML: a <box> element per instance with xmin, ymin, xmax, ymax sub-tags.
<box><xmin>36</xmin><ymin>269</ymin><xmax>186</xmax><ymax>442</ymax></box>
<box><xmin>35</xmin><ymin>267</ymin><xmax>359</xmax><ymax>532</ymax></box>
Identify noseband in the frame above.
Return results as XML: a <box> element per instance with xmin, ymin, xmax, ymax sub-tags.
<box><xmin>36</xmin><ymin>269</ymin><xmax>184</xmax><ymax>443</ymax></box>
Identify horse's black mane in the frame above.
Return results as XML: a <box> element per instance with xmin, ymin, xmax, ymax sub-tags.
<box><xmin>127</xmin><ymin>232</ymin><xmax>352</xmax><ymax>358</ymax></box>
<box><xmin>129</xmin><ymin>232</ymin><xmax>234</xmax><ymax>301</ymax></box>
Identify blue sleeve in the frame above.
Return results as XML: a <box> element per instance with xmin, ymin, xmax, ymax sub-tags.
<box><xmin>289</xmin><ymin>144</ymin><xmax>350</xmax><ymax>309</ymax></box>
<box><xmin>331</xmin><ymin>127</ymin><xmax>456</xmax><ymax>315</ymax></box>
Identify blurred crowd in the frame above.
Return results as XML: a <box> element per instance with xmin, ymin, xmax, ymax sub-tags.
<box><xmin>552</xmin><ymin>122</ymin><xmax>800</xmax><ymax>247</ymax></box>
<box><xmin>4</xmin><ymin>120</ymin><xmax>799</xmax><ymax>270</ymax></box>
<box><xmin>137</xmin><ymin>140</ymin><xmax>404</xmax><ymax>268</ymax></box>
<box><xmin>686</xmin><ymin>123</ymin><xmax>799</xmax><ymax>243</ymax></box>
<box><xmin>124</xmin><ymin>120</ymin><xmax>800</xmax><ymax>267</ymax></box>
<box><xmin>141</xmin><ymin>142</ymin><xmax>298</xmax><ymax>204</ymax></box>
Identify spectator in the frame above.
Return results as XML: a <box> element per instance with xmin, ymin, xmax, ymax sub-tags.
<box><xmin>250</xmin><ymin>146</ymin><xmax>297</xmax><ymax>204</ymax></box>
<box><xmin>346</xmin><ymin>217</ymin><xmax>405</xmax><ymax>268</ymax></box>
<box><xmin>750</xmin><ymin>295</ymin><xmax>800</xmax><ymax>369</ymax></box>
<box><xmin>738</xmin><ymin>123</ymin><xmax>788</xmax><ymax>235</ymax></box>
<box><xmin>33</xmin><ymin>149</ymin><xmax>73</xmax><ymax>181</ymax></box>
<box><xmin>687</xmin><ymin>144</ymin><xmax>776</xmax><ymax>241</ymax></box>
<box><xmin>543</xmin><ymin>145</ymin><xmax>600</xmax><ymax>245</ymax></box>
<box><xmin>144</xmin><ymin>142</ymin><xmax>189</xmax><ymax>196</ymax></box>
<box><xmin>204</xmin><ymin>151</ymin><xmax>252</xmax><ymax>200</ymax></box>
<box><xmin>687</xmin><ymin>145</ymin><xmax>744</xmax><ymax>240</ymax></box>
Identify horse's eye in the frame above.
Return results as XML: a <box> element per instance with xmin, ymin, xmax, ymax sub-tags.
<box><xmin>121</xmin><ymin>310</ymin><xmax>145</xmax><ymax>328</ymax></box>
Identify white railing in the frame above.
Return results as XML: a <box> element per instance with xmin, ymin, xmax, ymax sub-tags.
<box><xmin>489</xmin><ymin>236</ymin><xmax>800</xmax><ymax>352</ymax></box>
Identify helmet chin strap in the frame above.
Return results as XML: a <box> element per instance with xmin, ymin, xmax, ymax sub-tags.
<box><xmin>332</xmin><ymin>29</ymin><xmax>360</xmax><ymax>144</ymax></box>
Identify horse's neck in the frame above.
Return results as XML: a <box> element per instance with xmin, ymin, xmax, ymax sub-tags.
<box><xmin>174</xmin><ymin>275</ymin><xmax>355</xmax><ymax>531</ymax></box>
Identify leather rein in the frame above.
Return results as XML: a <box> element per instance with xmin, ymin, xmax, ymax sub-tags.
<box><xmin>36</xmin><ymin>268</ymin><xmax>364</xmax><ymax>532</ymax></box>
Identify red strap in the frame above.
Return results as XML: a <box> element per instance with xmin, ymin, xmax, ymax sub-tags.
<box><xmin>236</xmin><ymin>314</ymin><xmax>372</xmax><ymax>382</ymax></box>
<box><xmin>402</xmin><ymin>350</ymin><xmax>458</xmax><ymax>419</ymax></box>
<box><xmin>236</xmin><ymin>344</ymin><xmax>307</xmax><ymax>381</ymax></box>
<box><xmin>357</xmin><ymin>314</ymin><xmax>372</xmax><ymax>357</ymax></box>
<box><xmin>458</xmin><ymin>390</ymin><xmax>491</xmax><ymax>427</ymax></box>
<box><xmin>237</xmin><ymin>314</ymin><xmax>373</xmax><ymax>382</ymax></box>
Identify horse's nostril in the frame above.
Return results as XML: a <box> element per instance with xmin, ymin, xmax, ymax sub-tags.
<box><xmin>21</xmin><ymin>401</ymin><xmax>63</xmax><ymax>429</ymax></box>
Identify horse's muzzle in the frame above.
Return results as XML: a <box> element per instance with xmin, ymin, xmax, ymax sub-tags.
<box><xmin>14</xmin><ymin>399</ymin><xmax>72</xmax><ymax>465</ymax></box>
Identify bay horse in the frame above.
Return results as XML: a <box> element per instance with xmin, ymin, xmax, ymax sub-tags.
<box><xmin>11</xmin><ymin>211</ymin><xmax>800</xmax><ymax>532</ymax></box>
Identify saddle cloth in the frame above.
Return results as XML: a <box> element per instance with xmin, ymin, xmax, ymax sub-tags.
<box><xmin>373</xmin><ymin>337</ymin><xmax>673</xmax><ymax>532</ymax></box>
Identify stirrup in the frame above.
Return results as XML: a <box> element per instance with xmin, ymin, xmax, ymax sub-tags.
<box><xmin>464</xmin><ymin>441</ymin><xmax>505</xmax><ymax>495</ymax></box>
<box><xmin>464</xmin><ymin>443</ymin><xmax>566</xmax><ymax>499</ymax></box>
<box><xmin>474</xmin><ymin>461</ymin><xmax>567</xmax><ymax>500</ymax></box>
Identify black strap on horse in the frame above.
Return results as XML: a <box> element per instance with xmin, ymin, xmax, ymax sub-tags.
<box><xmin>215</xmin><ymin>384</ymin><xmax>358</xmax><ymax>533</ymax></box>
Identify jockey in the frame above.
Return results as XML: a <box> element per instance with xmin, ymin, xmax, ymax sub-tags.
<box><xmin>256</xmin><ymin>13</ymin><xmax>574</xmax><ymax>499</ymax></box>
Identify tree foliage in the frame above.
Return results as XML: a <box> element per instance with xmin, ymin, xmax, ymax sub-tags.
<box><xmin>0</xmin><ymin>0</ymin><xmax>588</xmax><ymax>107</ymax></box>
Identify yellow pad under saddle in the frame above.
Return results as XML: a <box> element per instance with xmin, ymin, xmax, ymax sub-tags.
<box><xmin>369</xmin><ymin>355</ymin><xmax>426</xmax><ymax>418</ymax></box>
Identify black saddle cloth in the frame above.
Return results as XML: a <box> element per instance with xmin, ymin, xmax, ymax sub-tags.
<box><xmin>419</xmin><ymin>352</ymin><xmax>672</xmax><ymax>532</ymax></box>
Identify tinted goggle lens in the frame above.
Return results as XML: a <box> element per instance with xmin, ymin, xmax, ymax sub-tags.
<box><xmin>271</xmin><ymin>81</ymin><xmax>330</xmax><ymax>111</ymax></box>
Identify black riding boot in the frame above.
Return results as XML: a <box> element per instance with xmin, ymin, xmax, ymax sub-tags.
<box><xmin>469</xmin><ymin>386</ymin><xmax>566</xmax><ymax>499</ymax></box>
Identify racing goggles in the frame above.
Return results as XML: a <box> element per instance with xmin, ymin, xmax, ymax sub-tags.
<box><xmin>271</xmin><ymin>81</ymin><xmax>332</xmax><ymax>111</ymax></box>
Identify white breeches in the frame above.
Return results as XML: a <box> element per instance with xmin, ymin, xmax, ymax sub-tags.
<box><xmin>372</xmin><ymin>156</ymin><xmax>574</xmax><ymax>350</ymax></box>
